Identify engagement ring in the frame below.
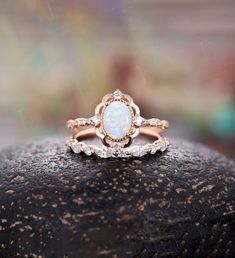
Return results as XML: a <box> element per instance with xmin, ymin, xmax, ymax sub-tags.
<box><xmin>66</xmin><ymin>89</ymin><xmax>169</xmax><ymax>158</ymax></box>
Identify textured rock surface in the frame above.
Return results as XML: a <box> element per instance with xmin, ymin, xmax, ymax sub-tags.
<box><xmin>0</xmin><ymin>136</ymin><xmax>234</xmax><ymax>258</ymax></box>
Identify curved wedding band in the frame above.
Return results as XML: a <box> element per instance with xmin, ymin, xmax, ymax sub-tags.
<box><xmin>66</xmin><ymin>89</ymin><xmax>169</xmax><ymax>158</ymax></box>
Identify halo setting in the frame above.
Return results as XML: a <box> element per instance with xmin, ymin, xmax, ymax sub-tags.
<box><xmin>67</xmin><ymin>89</ymin><xmax>169</xmax><ymax>158</ymax></box>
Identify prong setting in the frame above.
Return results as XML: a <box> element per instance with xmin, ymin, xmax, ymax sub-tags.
<box><xmin>68</xmin><ymin>137</ymin><xmax>169</xmax><ymax>158</ymax></box>
<box><xmin>95</xmin><ymin>90</ymin><xmax>140</xmax><ymax>147</ymax></box>
<box><xmin>66</xmin><ymin>89</ymin><xmax>169</xmax><ymax>158</ymax></box>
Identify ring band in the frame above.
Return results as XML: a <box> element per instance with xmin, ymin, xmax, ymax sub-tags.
<box><xmin>66</xmin><ymin>89</ymin><xmax>169</xmax><ymax>158</ymax></box>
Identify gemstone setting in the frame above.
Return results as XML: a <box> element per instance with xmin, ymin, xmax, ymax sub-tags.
<box><xmin>68</xmin><ymin>138</ymin><xmax>169</xmax><ymax>158</ymax></box>
<box><xmin>102</xmin><ymin>101</ymin><xmax>132</xmax><ymax>141</ymax></box>
<box><xmin>112</xmin><ymin>89</ymin><xmax>123</xmax><ymax>99</ymax></box>
<box><xmin>67</xmin><ymin>89</ymin><xmax>169</xmax><ymax>158</ymax></box>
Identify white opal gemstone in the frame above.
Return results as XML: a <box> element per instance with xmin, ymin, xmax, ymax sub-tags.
<box><xmin>103</xmin><ymin>101</ymin><xmax>132</xmax><ymax>140</ymax></box>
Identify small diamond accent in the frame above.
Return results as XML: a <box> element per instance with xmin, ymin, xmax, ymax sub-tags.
<box><xmin>111</xmin><ymin>143</ymin><xmax>122</xmax><ymax>157</ymax></box>
<box><xmin>113</xmin><ymin>89</ymin><xmax>122</xmax><ymax>99</ymax></box>
<box><xmin>67</xmin><ymin>120</ymin><xmax>75</xmax><ymax>129</ymax></box>
<box><xmin>71</xmin><ymin>141</ymin><xmax>83</xmax><ymax>154</ymax></box>
<box><xmin>75</xmin><ymin>118</ymin><xmax>86</xmax><ymax>126</ymax></box>
<box><xmin>132</xmin><ymin>146</ymin><xmax>140</xmax><ymax>157</ymax></box>
<box><xmin>149</xmin><ymin>118</ymin><xmax>160</xmax><ymax>126</ymax></box>
<box><xmin>84</xmin><ymin>146</ymin><xmax>92</xmax><ymax>156</ymax></box>
<box><xmin>90</xmin><ymin>116</ymin><xmax>100</xmax><ymax>126</ymax></box>
<box><xmin>149</xmin><ymin>144</ymin><xmax>157</xmax><ymax>154</ymax></box>
<box><xmin>95</xmin><ymin>147</ymin><xmax>112</xmax><ymax>158</ymax></box>
<box><xmin>160</xmin><ymin>141</ymin><xmax>167</xmax><ymax>152</ymax></box>
<box><xmin>139</xmin><ymin>147</ymin><xmax>147</xmax><ymax>157</ymax></box>
<box><xmin>119</xmin><ymin>148</ymin><xmax>131</xmax><ymax>158</ymax></box>
<box><xmin>104</xmin><ymin>148</ymin><xmax>112</xmax><ymax>158</ymax></box>
<box><xmin>135</xmin><ymin>116</ymin><xmax>144</xmax><ymax>127</ymax></box>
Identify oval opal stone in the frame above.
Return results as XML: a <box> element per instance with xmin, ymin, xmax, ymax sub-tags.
<box><xmin>103</xmin><ymin>101</ymin><xmax>132</xmax><ymax>140</ymax></box>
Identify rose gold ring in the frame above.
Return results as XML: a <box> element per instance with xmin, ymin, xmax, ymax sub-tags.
<box><xmin>66</xmin><ymin>89</ymin><xmax>169</xmax><ymax>158</ymax></box>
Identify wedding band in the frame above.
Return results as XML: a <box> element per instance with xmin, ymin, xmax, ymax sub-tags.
<box><xmin>66</xmin><ymin>89</ymin><xmax>169</xmax><ymax>158</ymax></box>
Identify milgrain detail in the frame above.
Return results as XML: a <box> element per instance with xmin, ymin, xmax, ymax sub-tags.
<box><xmin>66</xmin><ymin>89</ymin><xmax>169</xmax><ymax>157</ymax></box>
<box><xmin>67</xmin><ymin>137</ymin><xmax>169</xmax><ymax>158</ymax></box>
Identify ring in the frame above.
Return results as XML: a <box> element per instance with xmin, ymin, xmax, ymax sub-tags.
<box><xmin>66</xmin><ymin>89</ymin><xmax>169</xmax><ymax>158</ymax></box>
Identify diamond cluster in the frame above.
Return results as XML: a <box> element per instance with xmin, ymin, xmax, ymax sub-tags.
<box><xmin>112</xmin><ymin>89</ymin><xmax>123</xmax><ymax>99</ymax></box>
<box><xmin>67</xmin><ymin>115</ymin><xmax>168</xmax><ymax>130</ymax></box>
<box><xmin>66</xmin><ymin>89</ymin><xmax>170</xmax><ymax>158</ymax></box>
<box><xmin>134</xmin><ymin>116</ymin><xmax>168</xmax><ymax>129</ymax></box>
<box><xmin>67</xmin><ymin>116</ymin><xmax>100</xmax><ymax>128</ymax></box>
<box><xmin>68</xmin><ymin>138</ymin><xmax>169</xmax><ymax>158</ymax></box>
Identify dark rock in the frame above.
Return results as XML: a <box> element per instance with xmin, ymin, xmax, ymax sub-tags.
<box><xmin>0</xmin><ymin>136</ymin><xmax>234</xmax><ymax>258</ymax></box>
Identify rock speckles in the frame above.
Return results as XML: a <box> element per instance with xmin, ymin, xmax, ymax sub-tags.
<box><xmin>0</xmin><ymin>137</ymin><xmax>234</xmax><ymax>258</ymax></box>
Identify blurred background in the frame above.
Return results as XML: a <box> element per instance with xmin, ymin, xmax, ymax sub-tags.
<box><xmin>0</xmin><ymin>0</ymin><xmax>234</xmax><ymax>158</ymax></box>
